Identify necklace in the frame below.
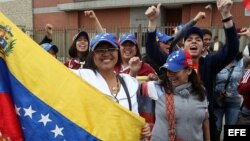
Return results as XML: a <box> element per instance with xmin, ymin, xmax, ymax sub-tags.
<box><xmin>110</xmin><ymin>75</ymin><xmax>120</xmax><ymax>97</ymax></box>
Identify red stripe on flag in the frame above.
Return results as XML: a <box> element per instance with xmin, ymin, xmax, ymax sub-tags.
<box><xmin>0</xmin><ymin>92</ymin><xmax>24</xmax><ymax>141</ymax></box>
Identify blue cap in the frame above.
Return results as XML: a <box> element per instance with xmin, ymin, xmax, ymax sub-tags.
<box><xmin>160</xmin><ymin>50</ymin><xmax>193</xmax><ymax>72</ymax></box>
<box><xmin>90</xmin><ymin>33</ymin><xmax>119</xmax><ymax>51</ymax></box>
<box><xmin>41</xmin><ymin>43</ymin><xmax>58</xmax><ymax>53</ymax></box>
<box><xmin>119</xmin><ymin>33</ymin><xmax>137</xmax><ymax>45</ymax></box>
<box><xmin>156</xmin><ymin>31</ymin><xmax>174</xmax><ymax>43</ymax></box>
<box><xmin>184</xmin><ymin>27</ymin><xmax>203</xmax><ymax>42</ymax></box>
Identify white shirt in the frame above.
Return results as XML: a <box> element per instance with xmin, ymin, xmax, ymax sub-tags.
<box><xmin>71</xmin><ymin>69</ymin><xmax>139</xmax><ymax>114</ymax></box>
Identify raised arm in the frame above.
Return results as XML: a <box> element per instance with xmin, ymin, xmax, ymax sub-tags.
<box><xmin>84</xmin><ymin>10</ymin><xmax>105</xmax><ymax>33</ymax></box>
<box><xmin>145</xmin><ymin>3</ymin><xmax>167</xmax><ymax>68</ymax></box>
<box><xmin>208</xmin><ymin>0</ymin><xmax>239</xmax><ymax>74</ymax></box>
<box><xmin>145</xmin><ymin>3</ymin><xmax>161</xmax><ymax>32</ymax></box>
<box><xmin>217</xmin><ymin>0</ymin><xmax>233</xmax><ymax>28</ymax></box>
<box><xmin>171</xmin><ymin>12</ymin><xmax>206</xmax><ymax>48</ymax></box>
<box><xmin>39</xmin><ymin>24</ymin><xmax>53</xmax><ymax>45</ymax></box>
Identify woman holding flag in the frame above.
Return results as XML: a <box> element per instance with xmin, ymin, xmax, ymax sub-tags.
<box><xmin>71</xmin><ymin>32</ymin><xmax>151</xmax><ymax>139</ymax></box>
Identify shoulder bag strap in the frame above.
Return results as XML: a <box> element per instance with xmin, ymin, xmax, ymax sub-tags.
<box><xmin>224</xmin><ymin>66</ymin><xmax>235</xmax><ymax>91</ymax></box>
<box><xmin>248</xmin><ymin>43</ymin><xmax>250</xmax><ymax>56</ymax></box>
<box><xmin>166</xmin><ymin>93</ymin><xmax>176</xmax><ymax>141</ymax></box>
<box><xmin>117</xmin><ymin>74</ymin><xmax>132</xmax><ymax>111</ymax></box>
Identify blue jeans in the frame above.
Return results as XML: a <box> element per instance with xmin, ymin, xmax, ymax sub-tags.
<box><xmin>214</xmin><ymin>101</ymin><xmax>241</xmax><ymax>135</ymax></box>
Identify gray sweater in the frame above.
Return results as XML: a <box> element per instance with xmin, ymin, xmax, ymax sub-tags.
<box><xmin>147</xmin><ymin>82</ymin><xmax>209</xmax><ymax>141</ymax></box>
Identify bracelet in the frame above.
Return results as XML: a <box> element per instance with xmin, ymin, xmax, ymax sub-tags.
<box><xmin>222</xmin><ymin>16</ymin><xmax>233</xmax><ymax>23</ymax></box>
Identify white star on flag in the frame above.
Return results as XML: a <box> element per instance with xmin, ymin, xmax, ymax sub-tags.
<box><xmin>15</xmin><ymin>105</ymin><xmax>21</xmax><ymax>116</ymax></box>
<box><xmin>38</xmin><ymin>113</ymin><xmax>52</xmax><ymax>126</ymax></box>
<box><xmin>51</xmin><ymin>125</ymin><xmax>64</xmax><ymax>138</ymax></box>
<box><xmin>24</xmin><ymin>105</ymin><xmax>36</xmax><ymax>119</ymax></box>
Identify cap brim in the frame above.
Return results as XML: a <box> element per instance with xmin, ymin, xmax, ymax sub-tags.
<box><xmin>74</xmin><ymin>31</ymin><xmax>89</xmax><ymax>41</ymax></box>
<box><xmin>42</xmin><ymin>45</ymin><xmax>52</xmax><ymax>51</ymax></box>
<box><xmin>92</xmin><ymin>39</ymin><xmax>118</xmax><ymax>50</ymax></box>
<box><xmin>159</xmin><ymin>36</ymin><xmax>174</xmax><ymax>43</ymax></box>
<box><xmin>163</xmin><ymin>37</ymin><xmax>174</xmax><ymax>43</ymax></box>
<box><xmin>160</xmin><ymin>63</ymin><xmax>184</xmax><ymax>72</ymax></box>
<box><xmin>120</xmin><ymin>39</ymin><xmax>137</xmax><ymax>45</ymax></box>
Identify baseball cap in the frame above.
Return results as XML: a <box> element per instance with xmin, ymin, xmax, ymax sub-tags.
<box><xmin>156</xmin><ymin>31</ymin><xmax>174</xmax><ymax>43</ymax></box>
<box><xmin>90</xmin><ymin>33</ymin><xmax>119</xmax><ymax>51</ymax></box>
<box><xmin>160</xmin><ymin>50</ymin><xmax>193</xmax><ymax>72</ymax></box>
<box><xmin>73</xmin><ymin>31</ymin><xmax>89</xmax><ymax>42</ymax></box>
<box><xmin>184</xmin><ymin>27</ymin><xmax>203</xmax><ymax>42</ymax></box>
<box><xmin>119</xmin><ymin>33</ymin><xmax>137</xmax><ymax>45</ymax></box>
<box><xmin>41</xmin><ymin>43</ymin><xmax>58</xmax><ymax>53</ymax></box>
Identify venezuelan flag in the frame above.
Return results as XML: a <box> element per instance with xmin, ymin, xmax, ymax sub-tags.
<box><xmin>0</xmin><ymin>12</ymin><xmax>144</xmax><ymax>141</ymax></box>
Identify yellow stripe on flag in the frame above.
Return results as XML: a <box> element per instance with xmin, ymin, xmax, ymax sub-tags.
<box><xmin>0</xmin><ymin>12</ymin><xmax>144</xmax><ymax>141</ymax></box>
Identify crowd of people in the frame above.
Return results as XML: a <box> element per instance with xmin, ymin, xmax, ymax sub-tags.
<box><xmin>38</xmin><ymin>0</ymin><xmax>250</xmax><ymax>140</ymax></box>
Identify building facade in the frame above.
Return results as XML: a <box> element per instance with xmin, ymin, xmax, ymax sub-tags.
<box><xmin>33</xmin><ymin>0</ymin><xmax>248</xmax><ymax>29</ymax></box>
<box><xmin>33</xmin><ymin>0</ymin><xmax>249</xmax><ymax>59</ymax></box>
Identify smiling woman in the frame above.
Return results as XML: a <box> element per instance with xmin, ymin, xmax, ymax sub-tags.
<box><xmin>114</xmin><ymin>33</ymin><xmax>158</xmax><ymax>81</ymax></box>
<box><xmin>140</xmin><ymin>50</ymin><xmax>209</xmax><ymax>141</ymax></box>
<box><xmin>71</xmin><ymin>32</ymin><xmax>151</xmax><ymax>139</ymax></box>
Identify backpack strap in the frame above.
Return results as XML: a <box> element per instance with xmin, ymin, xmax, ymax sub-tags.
<box><xmin>117</xmin><ymin>74</ymin><xmax>132</xmax><ymax>111</ymax></box>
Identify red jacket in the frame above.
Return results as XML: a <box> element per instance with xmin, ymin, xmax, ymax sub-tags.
<box><xmin>64</xmin><ymin>58</ymin><xmax>85</xmax><ymax>69</ymax></box>
<box><xmin>238</xmin><ymin>69</ymin><xmax>250</xmax><ymax>109</ymax></box>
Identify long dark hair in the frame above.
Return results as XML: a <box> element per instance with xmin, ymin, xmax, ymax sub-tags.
<box><xmin>159</xmin><ymin>68</ymin><xmax>206</xmax><ymax>101</ymax></box>
<box><xmin>68</xmin><ymin>32</ymin><xmax>90</xmax><ymax>62</ymax></box>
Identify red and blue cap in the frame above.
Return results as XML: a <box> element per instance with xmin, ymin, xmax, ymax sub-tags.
<box><xmin>119</xmin><ymin>33</ymin><xmax>138</xmax><ymax>45</ymax></box>
<box><xmin>156</xmin><ymin>31</ymin><xmax>174</xmax><ymax>43</ymax></box>
<box><xmin>160</xmin><ymin>50</ymin><xmax>193</xmax><ymax>72</ymax></box>
<box><xmin>90</xmin><ymin>33</ymin><xmax>119</xmax><ymax>51</ymax></box>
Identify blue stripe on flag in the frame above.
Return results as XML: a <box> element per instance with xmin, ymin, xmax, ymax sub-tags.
<box><xmin>0</xmin><ymin>58</ymin><xmax>101</xmax><ymax>141</ymax></box>
<box><xmin>0</xmin><ymin>59</ymin><xmax>11</xmax><ymax>93</ymax></box>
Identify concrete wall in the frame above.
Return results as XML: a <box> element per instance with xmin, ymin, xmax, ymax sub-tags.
<box><xmin>130</xmin><ymin>7</ymin><xmax>148</xmax><ymax>28</ymax></box>
<box><xmin>0</xmin><ymin>0</ymin><xmax>33</xmax><ymax>29</ymax></box>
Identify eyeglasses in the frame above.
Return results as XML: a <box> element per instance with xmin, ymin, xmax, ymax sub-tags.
<box><xmin>94</xmin><ymin>48</ymin><xmax>119</xmax><ymax>54</ymax></box>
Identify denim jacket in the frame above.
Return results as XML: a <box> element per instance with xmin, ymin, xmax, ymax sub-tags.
<box><xmin>215</xmin><ymin>59</ymin><xmax>244</xmax><ymax>102</ymax></box>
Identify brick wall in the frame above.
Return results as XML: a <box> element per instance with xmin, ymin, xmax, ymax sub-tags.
<box><xmin>182</xmin><ymin>2</ymin><xmax>250</xmax><ymax>28</ymax></box>
<box><xmin>34</xmin><ymin>8</ymin><xmax>130</xmax><ymax>32</ymax></box>
<box><xmin>34</xmin><ymin>12</ymin><xmax>79</xmax><ymax>29</ymax></box>
<box><xmin>79</xmin><ymin>8</ymin><xmax>130</xmax><ymax>30</ymax></box>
